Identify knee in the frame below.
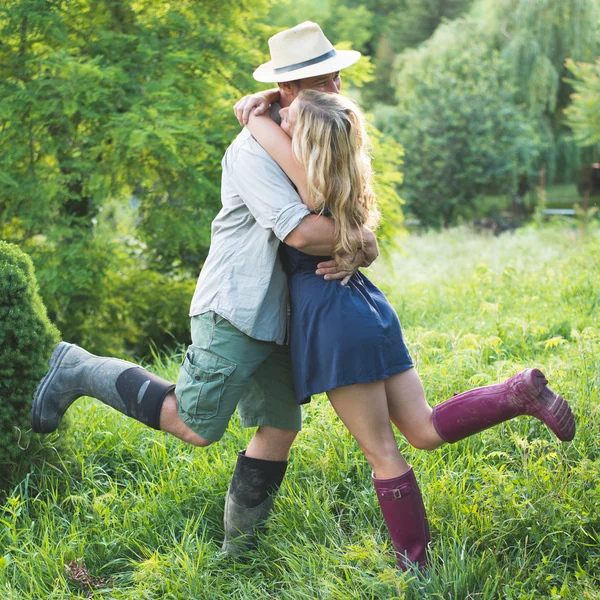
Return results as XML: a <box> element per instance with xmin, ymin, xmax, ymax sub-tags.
<box><xmin>255</xmin><ymin>426</ymin><xmax>297</xmax><ymax>446</ymax></box>
<box><xmin>188</xmin><ymin>434</ymin><xmax>214</xmax><ymax>448</ymax></box>
<box><xmin>248</xmin><ymin>426</ymin><xmax>298</xmax><ymax>461</ymax></box>
<box><xmin>405</xmin><ymin>432</ymin><xmax>443</xmax><ymax>451</ymax></box>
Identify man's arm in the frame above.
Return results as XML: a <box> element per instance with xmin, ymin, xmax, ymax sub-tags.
<box><xmin>286</xmin><ymin>218</ymin><xmax>379</xmax><ymax>285</ymax></box>
<box><xmin>284</xmin><ymin>214</ymin><xmax>336</xmax><ymax>256</ymax></box>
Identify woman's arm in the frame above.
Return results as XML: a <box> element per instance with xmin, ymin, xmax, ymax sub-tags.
<box><xmin>234</xmin><ymin>88</ymin><xmax>280</xmax><ymax>126</ymax></box>
<box><xmin>246</xmin><ymin>113</ymin><xmax>314</xmax><ymax>210</ymax></box>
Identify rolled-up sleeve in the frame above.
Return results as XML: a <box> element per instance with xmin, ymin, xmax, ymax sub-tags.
<box><xmin>228</xmin><ymin>136</ymin><xmax>310</xmax><ymax>242</ymax></box>
<box><xmin>273</xmin><ymin>201</ymin><xmax>311</xmax><ymax>242</ymax></box>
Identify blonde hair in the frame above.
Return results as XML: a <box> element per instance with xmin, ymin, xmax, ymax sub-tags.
<box><xmin>292</xmin><ymin>90</ymin><xmax>379</xmax><ymax>268</ymax></box>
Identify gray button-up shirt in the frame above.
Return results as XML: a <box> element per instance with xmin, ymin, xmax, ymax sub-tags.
<box><xmin>189</xmin><ymin>106</ymin><xmax>310</xmax><ymax>344</ymax></box>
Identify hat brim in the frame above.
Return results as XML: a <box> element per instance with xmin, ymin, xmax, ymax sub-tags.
<box><xmin>253</xmin><ymin>50</ymin><xmax>361</xmax><ymax>83</ymax></box>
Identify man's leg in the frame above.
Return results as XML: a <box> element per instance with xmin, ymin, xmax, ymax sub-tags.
<box><xmin>159</xmin><ymin>392</ymin><xmax>213</xmax><ymax>447</ymax></box>
<box><xmin>223</xmin><ymin>344</ymin><xmax>301</xmax><ymax>556</ymax></box>
<box><xmin>32</xmin><ymin>313</ymin><xmax>300</xmax><ymax>557</ymax></box>
<box><xmin>32</xmin><ymin>341</ymin><xmax>176</xmax><ymax>434</ymax></box>
<box><xmin>246</xmin><ymin>424</ymin><xmax>297</xmax><ymax>461</ymax></box>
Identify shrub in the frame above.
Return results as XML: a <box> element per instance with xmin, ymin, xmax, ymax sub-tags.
<box><xmin>377</xmin><ymin>46</ymin><xmax>541</xmax><ymax>226</ymax></box>
<box><xmin>0</xmin><ymin>242</ymin><xmax>60</xmax><ymax>463</ymax></box>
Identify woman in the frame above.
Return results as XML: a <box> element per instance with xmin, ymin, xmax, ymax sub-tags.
<box><xmin>238</xmin><ymin>89</ymin><xmax>575</xmax><ymax>571</ymax></box>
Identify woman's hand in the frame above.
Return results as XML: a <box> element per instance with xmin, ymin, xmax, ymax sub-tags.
<box><xmin>234</xmin><ymin>88</ymin><xmax>280</xmax><ymax>126</ymax></box>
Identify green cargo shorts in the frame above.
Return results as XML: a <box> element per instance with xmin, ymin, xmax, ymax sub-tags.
<box><xmin>175</xmin><ymin>311</ymin><xmax>301</xmax><ymax>442</ymax></box>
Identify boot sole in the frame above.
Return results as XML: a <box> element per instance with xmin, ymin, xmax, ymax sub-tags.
<box><xmin>522</xmin><ymin>368</ymin><xmax>576</xmax><ymax>442</ymax></box>
<box><xmin>31</xmin><ymin>342</ymin><xmax>75</xmax><ymax>433</ymax></box>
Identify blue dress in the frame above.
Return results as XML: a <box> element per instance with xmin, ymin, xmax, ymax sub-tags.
<box><xmin>280</xmin><ymin>245</ymin><xmax>414</xmax><ymax>404</ymax></box>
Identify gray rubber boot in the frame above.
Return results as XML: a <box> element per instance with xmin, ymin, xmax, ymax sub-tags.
<box><xmin>31</xmin><ymin>342</ymin><xmax>175</xmax><ymax>433</ymax></box>
<box><xmin>222</xmin><ymin>492</ymin><xmax>275</xmax><ymax>556</ymax></box>
<box><xmin>222</xmin><ymin>451</ymin><xmax>288</xmax><ymax>556</ymax></box>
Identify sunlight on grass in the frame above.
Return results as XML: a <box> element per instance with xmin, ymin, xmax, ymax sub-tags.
<box><xmin>1</xmin><ymin>223</ymin><xmax>598</xmax><ymax>598</ymax></box>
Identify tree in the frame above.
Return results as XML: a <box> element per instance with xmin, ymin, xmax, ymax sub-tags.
<box><xmin>0</xmin><ymin>0</ymin><xmax>273</xmax><ymax>354</ymax></box>
<box><xmin>389</xmin><ymin>0</ymin><xmax>600</xmax><ymax>185</ymax></box>
<box><xmin>378</xmin><ymin>48</ymin><xmax>540</xmax><ymax>226</ymax></box>
<box><xmin>0</xmin><ymin>0</ymin><xmax>273</xmax><ymax>269</ymax></box>
<box><xmin>267</xmin><ymin>0</ymin><xmax>474</xmax><ymax>105</ymax></box>
<box><xmin>477</xmin><ymin>0</ymin><xmax>599</xmax><ymax>130</ymax></box>
<box><xmin>1</xmin><ymin>0</ymin><xmax>405</xmax><ymax>356</ymax></box>
<box><xmin>564</xmin><ymin>58</ymin><xmax>600</xmax><ymax>147</ymax></box>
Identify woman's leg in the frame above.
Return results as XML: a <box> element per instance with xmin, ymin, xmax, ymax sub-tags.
<box><xmin>385</xmin><ymin>367</ymin><xmax>575</xmax><ymax>447</ymax></box>
<box><xmin>327</xmin><ymin>381</ymin><xmax>430</xmax><ymax>570</ymax></box>
<box><xmin>327</xmin><ymin>380</ymin><xmax>409</xmax><ymax>479</ymax></box>
<box><xmin>384</xmin><ymin>368</ymin><xmax>445</xmax><ymax>450</ymax></box>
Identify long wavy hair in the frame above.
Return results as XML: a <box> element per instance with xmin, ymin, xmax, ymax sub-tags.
<box><xmin>291</xmin><ymin>90</ymin><xmax>379</xmax><ymax>268</ymax></box>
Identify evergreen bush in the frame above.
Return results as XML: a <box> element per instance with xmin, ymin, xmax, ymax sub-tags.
<box><xmin>0</xmin><ymin>242</ymin><xmax>60</xmax><ymax>462</ymax></box>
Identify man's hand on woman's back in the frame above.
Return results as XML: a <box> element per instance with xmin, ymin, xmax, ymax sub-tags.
<box><xmin>315</xmin><ymin>227</ymin><xmax>379</xmax><ymax>286</ymax></box>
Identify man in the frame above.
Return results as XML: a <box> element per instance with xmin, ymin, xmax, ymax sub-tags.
<box><xmin>31</xmin><ymin>22</ymin><xmax>378</xmax><ymax>555</ymax></box>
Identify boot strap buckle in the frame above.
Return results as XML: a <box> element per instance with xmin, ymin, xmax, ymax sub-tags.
<box><xmin>393</xmin><ymin>489</ymin><xmax>402</xmax><ymax>499</ymax></box>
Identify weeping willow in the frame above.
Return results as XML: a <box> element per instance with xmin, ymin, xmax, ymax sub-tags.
<box><xmin>479</xmin><ymin>0</ymin><xmax>599</xmax><ymax>124</ymax></box>
<box><xmin>393</xmin><ymin>0</ymin><xmax>600</xmax><ymax>183</ymax></box>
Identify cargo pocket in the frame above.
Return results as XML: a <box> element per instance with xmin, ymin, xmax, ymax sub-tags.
<box><xmin>175</xmin><ymin>346</ymin><xmax>237</xmax><ymax>419</ymax></box>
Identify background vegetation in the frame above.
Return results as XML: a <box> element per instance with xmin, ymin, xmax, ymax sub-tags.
<box><xmin>1</xmin><ymin>1</ymin><xmax>599</xmax><ymax>597</ymax></box>
<box><xmin>0</xmin><ymin>242</ymin><xmax>60</xmax><ymax>465</ymax></box>
<box><xmin>0</xmin><ymin>224</ymin><xmax>598</xmax><ymax>598</ymax></box>
<box><xmin>2</xmin><ymin>0</ymin><xmax>599</xmax><ymax>357</ymax></box>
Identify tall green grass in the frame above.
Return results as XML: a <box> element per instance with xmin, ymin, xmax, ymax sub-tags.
<box><xmin>1</xmin><ymin>223</ymin><xmax>598</xmax><ymax>599</ymax></box>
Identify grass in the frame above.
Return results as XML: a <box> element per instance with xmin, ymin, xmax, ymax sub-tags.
<box><xmin>545</xmin><ymin>183</ymin><xmax>581</xmax><ymax>206</ymax></box>
<box><xmin>1</xmin><ymin>223</ymin><xmax>599</xmax><ymax>599</ymax></box>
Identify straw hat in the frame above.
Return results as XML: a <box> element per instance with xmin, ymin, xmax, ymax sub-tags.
<box><xmin>253</xmin><ymin>22</ymin><xmax>361</xmax><ymax>83</ymax></box>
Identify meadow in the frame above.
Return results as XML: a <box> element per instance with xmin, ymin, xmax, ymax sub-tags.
<box><xmin>1</xmin><ymin>223</ymin><xmax>598</xmax><ymax>599</ymax></box>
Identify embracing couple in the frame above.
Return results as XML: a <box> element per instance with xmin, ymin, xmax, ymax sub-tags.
<box><xmin>31</xmin><ymin>22</ymin><xmax>575</xmax><ymax>571</ymax></box>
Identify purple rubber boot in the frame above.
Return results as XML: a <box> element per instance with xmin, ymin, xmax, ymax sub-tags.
<box><xmin>431</xmin><ymin>368</ymin><xmax>576</xmax><ymax>443</ymax></box>
<box><xmin>373</xmin><ymin>467</ymin><xmax>430</xmax><ymax>571</ymax></box>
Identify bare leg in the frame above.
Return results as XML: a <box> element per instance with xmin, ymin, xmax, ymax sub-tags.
<box><xmin>384</xmin><ymin>368</ymin><xmax>444</xmax><ymax>451</ymax></box>
<box><xmin>160</xmin><ymin>393</ymin><xmax>298</xmax><ymax>460</ymax></box>
<box><xmin>327</xmin><ymin>380</ymin><xmax>410</xmax><ymax>479</ymax></box>
<box><xmin>328</xmin><ymin>380</ymin><xmax>431</xmax><ymax>570</ymax></box>
<box><xmin>159</xmin><ymin>392</ymin><xmax>213</xmax><ymax>446</ymax></box>
<box><xmin>246</xmin><ymin>425</ymin><xmax>298</xmax><ymax>461</ymax></box>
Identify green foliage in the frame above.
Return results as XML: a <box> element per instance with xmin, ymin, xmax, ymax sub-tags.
<box><xmin>27</xmin><ymin>227</ymin><xmax>119</xmax><ymax>349</ymax></box>
<box><xmin>0</xmin><ymin>0</ymin><xmax>272</xmax><ymax>270</ymax></box>
<box><xmin>0</xmin><ymin>242</ymin><xmax>60</xmax><ymax>463</ymax></box>
<box><xmin>564</xmin><ymin>58</ymin><xmax>600</xmax><ymax>147</ymax></box>
<box><xmin>0</xmin><ymin>0</ymin><xmax>275</xmax><ymax>356</ymax></box>
<box><xmin>1</xmin><ymin>225</ymin><xmax>598</xmax><ymax>597</ymax></box>
<box><xmin>268</xmin><ymin>0</ymin><xmax>376</xmax><ymax>53</ymax></box>
<box><xmin>0</xmin><ymin>0</ymin><xmax>404</xmax><ymax>358</ymax></box>
<box><xmin>364</xmin><ymin>0</ymin><xmax>474</xmax><ymax>105</ymax></box>
<box><xmin>393</xmin><ymin>0</ymin><xmax>600</xmax><ymax>125</ymax></box>
<box><xmin>94</xmin><ymin>267</ymin><xmax>196</xmax><ymax>359</ymax></box>
<box><xmin>476</xmin><ymin>0</ymin><xmax>599</xmax><ymax>127</ymax></box>
<box><xmin>368</xmin><ymin>125</ymin><xmax>405</xmax><ymax>247</ymax></box>
<box><xmin>378</xmin><ymin>48</ymin><xmax>541</xmax><ymax>226</ymax></box>
<box><xmin>268</xmin><ymin>0</ymin><xmax>474</xmax><ymax>106</ymax></box>
<box><xmin>383</xmin><ymin>0</ymin><xmax>474</xmax><ymax>54</ymax></box>
<box><xmin>388</xmin><ymin>0</ymin><xmax>600</xmax><ymax>187</ymax></box>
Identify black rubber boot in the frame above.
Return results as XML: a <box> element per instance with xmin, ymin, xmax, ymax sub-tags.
<box><xmin>222</xmin><ymin>451</ymin><xmax>288</xmax><ymax>556</ymax></box>
<box><xmin>31</xmin><ymin>342</ymin><xmax>175</xmax><ymax>433</ymax></box>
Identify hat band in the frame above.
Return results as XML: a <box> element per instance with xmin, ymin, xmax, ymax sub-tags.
<box><xmin>273</xmin><ymin>49</ymin><xmax>337</xmax><ymax>75</ymax></box>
